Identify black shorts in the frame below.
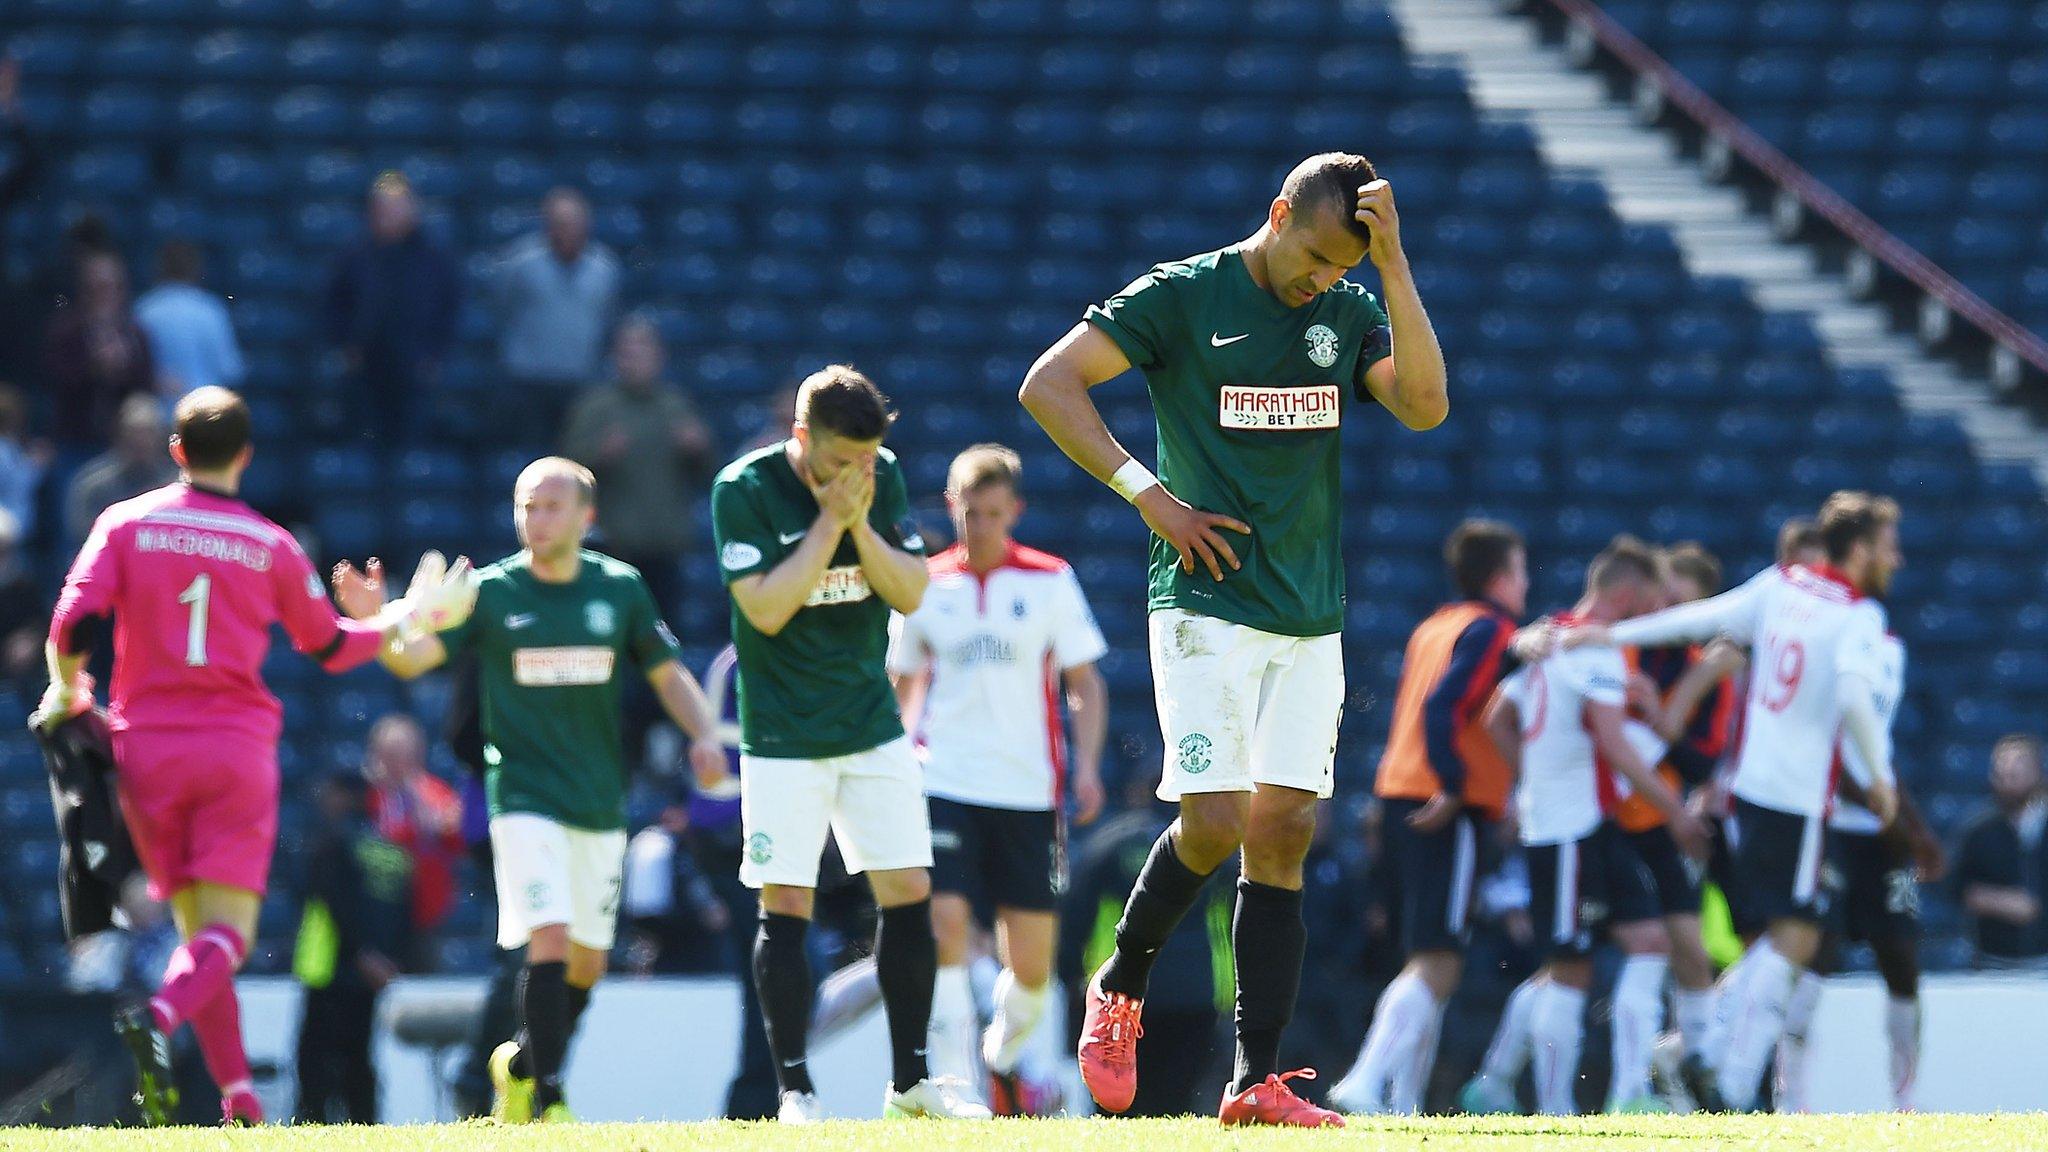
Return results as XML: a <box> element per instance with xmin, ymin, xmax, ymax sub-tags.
<box><xmin>1726</xmin><ymin>798</ymin><xmax>1831</xmax><ymax>927</ymax></box>
<box><xmin>927</xmin><ymin>796</ymin><xmax>1062</xmax><ymax>912</ymax></box>
<box><xmin>1626</xmin><ymin>825</ymin><xmax>1704</xmax><ymax>918</ymax></box>
<box><xmin>1526</xmin><ymin>822</ymin><xmax>1661</xmax><ymax>959</ymax></box>
<box><xmin>1381</xmin><ymin>797</ymin><xmax>1483</xmax><ymax>955</ymax></box>
<box><xmin>1824</xmin><ymin>828</ymin><xmax>1919</xmax><ymax>945</ymax></box>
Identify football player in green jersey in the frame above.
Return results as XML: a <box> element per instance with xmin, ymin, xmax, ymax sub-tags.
<box><xmin>1021</xmin><ymin>153</ymin><xmax>1448</xmax><ymax>1126</ymax></box>
<box><xmin>334</xmin><ymin>457</ymin><xmax>729</xmax><ymax>1124</ymax></box>
<box><xmin>711</xmin><ymin>366</ymin><xmax>988</xmax><ymax>1122</ymax></box>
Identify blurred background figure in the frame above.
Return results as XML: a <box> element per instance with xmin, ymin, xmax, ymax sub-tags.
<box><xmin>1955</xmin><ymin>735</ymin><xmax>2048</xmax><ymax>970</ymax></box>
<box><xmin>491</xmin><ymin>187</ymin><xmax>619</xmax><ymax>438</ymax></box>
<box><xmin>622</xmin><ymin>802</ymin><xmax>732</xmax><ymax>976</ymax></box>
<box><xmin>40</xmin><ymin>249</ymin><xmax>152</xmax><ymax>456</ymax></box>
<box><xmin>134</xmin><ymin>239</ymin><xmax>245</xmax><ymax>407</ymax></box>
<box><xmin>293</xmin><ymin>773</ymin><xmax>412</xmax><ymax>1124</ymax></box>
<box><xmin>325</xmin><ymin>172</ymin><xmax>460</xmax><ymax>449</ymax></box>
<box><xmin>362</xmin><ymin>714</ymin><xmax>465</xmax><ymax>973</ymax></box>
<box><xmin>63</xmin><ymin>394</ymin><xmax>173</xmax><ymax>548</ymax></box>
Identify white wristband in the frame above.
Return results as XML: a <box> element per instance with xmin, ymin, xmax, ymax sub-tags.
<box><xmin>1109</xmin><ymin>458</ymin><xmax>1160</xmax><ymax>503</ymax></box>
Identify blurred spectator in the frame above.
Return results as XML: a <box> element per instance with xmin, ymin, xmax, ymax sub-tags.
<box><xmin>1954</xmin><ymin>734</ymin><xmax>2048</xmax><ymax>969</ymax></box>
<box><xmin>325</xmin><ymin>172</ymin><xmax>460</xmax><ymax>448</ymax></box>
<box><xmin>294</xmin><ymin>772</ymin><xmax>412</xmax><ymax>1124</ymax></box>
<box><xmin>64</xmin><ymin>873</ymin><xmax>178</xmax><ymax>994</ymax></box>
<box><xmin>134</xmin><ymin>239</ymin><xmax>245</xmax><ymax>404</ymax></box>
<box><xmin>561</xmin><ymin>315</ymin><xmax>713</xmax><ymax>618</ymax></box>
<box><xmin>741</xmin><ymin>383</ymin><xmax>801</xmax><ymax>454</ymax></box>
<box><xmin>0</xmin><ymin>56</ymin><xmax>49</xmax><ymax>380</ymax></box>
<box><xmin>40</xmin><ymin>249</ymin><xmax>153</xmax><ymax>451</ymax></box>
<box><xmin>0</xmin><ymin>507</ymin><xmax>47</xmax><ymax>694</ymax></box>
<box><xmin>490</xmin><ymin>187</ymin><xmax>619</xmax><ymax>433</ymax></box>
<box><xmin>362</xmin><ymin>713</ymin><xmax>465</xmax><ymax>972</ymax></box>
<box><xmin>0</xmin><ymin>383</ymin><xmax>51</xmax><ymax>539</ymax></box>
<box><xmin>622</xmin><ymin>803</ymin><xmax>732</xmax><ymax>975</ymax></box>
<box><xmin>63</xmin><ymin>394</ymin><xmax>174</xmax><ymax>546</ymax></box>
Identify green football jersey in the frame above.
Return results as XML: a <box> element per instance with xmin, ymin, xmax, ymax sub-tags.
<box><xmin>710</xmin><ymin>441</ymin><xmax>925</xmax><ymax>759</ymax></box>
<box><xmin>438</xmin><ymin>550</ymin><xmax>681</xmax><ymax>831</ymax></box>
<box><xmin>1086</xmin><ymin>247</ymin><xmax>1396</xmax><ymax>637</ymax></box>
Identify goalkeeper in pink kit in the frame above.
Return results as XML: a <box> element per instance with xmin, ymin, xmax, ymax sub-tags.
<box><xmin>41</xmin><ymin>387</ymin><xmax>475</xmax><ymax>1125</ymax></box>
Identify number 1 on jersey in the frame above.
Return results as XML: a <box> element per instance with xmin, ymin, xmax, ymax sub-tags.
<box><xmin>178</xmin><ymin>573</ymin><xmax>212</xmax><ymax>667</ymax></box>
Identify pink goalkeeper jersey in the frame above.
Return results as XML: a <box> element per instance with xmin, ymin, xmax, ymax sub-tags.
<box><xmin>49</xmin><ymin>483</ymin><xmax>387</xmax><ymax>741</ymax></box>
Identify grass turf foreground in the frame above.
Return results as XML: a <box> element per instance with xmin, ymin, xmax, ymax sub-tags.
<box><xmin>1</xmin><ymin>1114</ymin><xmax>2043</xmax><ymax>1152</ymax></box>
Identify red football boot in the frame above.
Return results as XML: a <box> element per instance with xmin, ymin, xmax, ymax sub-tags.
<box><xmin>1219</xmin><ymin>1069</ymin><xmax>1345</xmax><ymax>1128</ymax></box>
<box><xmin>1076</xmin><ymin>973</ymin><xmax>1143</xmax><ymax>1114</ymax></box>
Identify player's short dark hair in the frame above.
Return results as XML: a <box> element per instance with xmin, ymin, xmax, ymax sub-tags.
<box><xmin>1663</xmin><ymin>541</ymin><xmax>1722</xmax><ymax>596</ymax></box>
<box><xmin>1817</xmin><ymin>491</ymin><xmax>1900</xmax><ymax>564</ymax></box>
<box><xmin>156</xmin><ymin>238</ymin><xmax>203</xmax><ymax>284</ymax></box>
<box><xmin>1776</xmin><ymin>516</ymin><xmax>1825</xmax><ymax>564</ymax></box>
<box><xmin>1280</xmin><ymin>152</ymin><xmax>1379</xmax><ymax>243</ymax></box>
<box><xmin>1444</xmin><ymin>519</ymin><xmax>1523</xmax><ymax>601</ymax></box>
<box><xmin>1587</xmin><ymin>534</ymin><xmax>1661</xmax><ymax>592</ymax></box>
<box><xmin>948</xmin><ymin>443</ymin><xmax>1022</xmax><ymax>497</ymax></box>
<box><xmin>172</xmin><ymin>386</ymin><xmax>251</xmax><ymax>470</ymax></box>
<box><xmin>796</xmin><ymin>364</ymin><xmax>895</xmax><ymax>442</ymax></box>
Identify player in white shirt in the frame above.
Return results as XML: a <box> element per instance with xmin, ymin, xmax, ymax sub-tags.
<box><xmin>1774</xmin><ymin>630</ymin><xmax>1943</xmax><ymax>1111</ymax></box>
<box><xmin>1559</xmin><ymin>492</ymin><xmax>1904</xmax><ymax>1111</ymax></box>
<box><xmin>889</xmin><ymin>444</ymin><xmax>1110</xmax><ymax>1114</ymax></box>
<box><xmin>1460</xmin><ymin>538</ymin><xmax>1709</xmax><ymax>1116</ymax></box>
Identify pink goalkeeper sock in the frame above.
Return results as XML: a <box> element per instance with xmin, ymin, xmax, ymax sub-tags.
<box><xmin>190</xmin><ymin>978</ymin><xmax>253</xmax><ymax>1094</ymax></box>
<box><xmin>150</xmin><ymin>924</ymin><xmax>246</xmax><ymax>1035</ymax></box>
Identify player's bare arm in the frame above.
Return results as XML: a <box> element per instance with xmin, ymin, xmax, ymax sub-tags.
<box><xmin>845</xmin><ymin>477</ymin><xmax>929</xmax><ymax>616</ymax></box>
<box><xmin>1356</xmin><ymin>180</ymin><xmax>1448</xmax><ymax>431</ymax></box>
<box><xmin>1020</xmin><ymin>322</ymin><xmax>1249</xmax><ymax>582</ymax></box>
<box><xmin>330</xmin><ymin>556</ymin><xmax>472</xmax><ymax>679</ymax></box>
<box><xmin>728</xmin><ymin>476</ymin><xmax>853</xmax><ymax>636</ymax></box>
<box><xmin>1587</xmin><ymin>700</ymin><xmax>1709</xmax><ymax>858</ymax></box>
<box><xmin>645</xmin><ymin>658</ymin><xmax>732</xmax><ymax>791</ymax></box>
<box><xmin>1482</xmin><ymin>686</ymin><xmax>1521</xmax><ymax>769</ymax></box>
<box><xmin>1837</xmin><ymin>669</ymin><xmax>1900</xmax><ymax>826</ymax></box>
<box><xmin>1063</xmin><ymin>661</ymin><xmax>1109</xmax><ymax>824</ymax></box>
<box><xmin>892</xmin><ymin>668</ymin><xmax>930</xmax><ymax>729</ymax></box>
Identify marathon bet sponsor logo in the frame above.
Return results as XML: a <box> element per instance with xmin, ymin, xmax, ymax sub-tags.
<box><xmin>1218</xmin><ymin>384</ymin><xmax>1340</xmax><ymax>430</ymax></box>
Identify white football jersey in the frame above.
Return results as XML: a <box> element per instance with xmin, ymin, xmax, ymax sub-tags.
<box><xmin>1612</xmin><ymin>564</ymin><xmax>1889</xmax><ymax>819</ymax></box>
<box><xmin>888</xmin><ymin>542</ymin><xmax>1108</xmax><ymax>812</ymax></box>
<box><xmin>1503</xmin><ymin>641</ymin><xmax>1631</xmax><ymax>846</ymax></box>
<box><xmin>1830</xmin><ymin>632</ymin><xmax>1905</xmax><ymax>834</ymax></box>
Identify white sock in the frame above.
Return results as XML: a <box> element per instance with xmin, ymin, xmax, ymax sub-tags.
<box><xmin>1716</xmin><ymin>942</ymin><xmax>1798</xmax><ymax>1111</ymax></box>
<box><xmin>1886</xmin><ymin>996</ymin><xmax>1921</xmax><ymax>1111</ymax></box>
<box><xmin>812</xmin><ymin>955</ymin><xmax>883</xmax><ymax>1045</ymax></box>
<box><xmin>1387</xmin><ymin>989</ymin><xmax>1446</xmax><ymax>1115</ymax></box>
<box><xmin>929</xmin><ymin>964</ymin><xmax>982</xmax><ymax>1091</ymax></box>
<box><xmin>1774</xmin><ymin>972</ymin><xmax>1824</xmax><ymax>1113</ymax></box>
<box><xmin>1607</xmin><ymin>955</ymin><xmax>1669</xmax><ymax>1110</ymax></box>
<box><xmin>1530</xmin><ymin>982</ymin><xmax>1588</xmax><ymax>1116</ymax></box>
<box><xmin>1479</xmin><ymin>976</ymin><xmax>1545</xmax><ymax>1083</ymax></box>
<box><xmin>982</xmin><ymin>969</ymin><xmax>1049</xmax><ymax>1074</ymax></box>
<box><xmin>1675</xmin><ymin>987</ymin><xmax>1715</xmax><ymax>1060</ymax></box>
<box><xmin>1702</xmin><ymin>952</ymin><xmax>1755</xmax><ymax>1069</ymax></box>
<box><xmin>1341</xmin><ymin>971</ymin><xmax>1436</xmax><ymax>1112</ymax></box>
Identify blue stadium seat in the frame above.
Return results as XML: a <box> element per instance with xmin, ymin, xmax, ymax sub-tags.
<box><xmin>284</xmin><ymin>33</ymin><xmax>375</xmax><ymax>83</ymax></box>
<box><xmin>470</xmin><ymin>37</ymin><xmax>557</xmax><ymax>88</ymax></box>
<box><xmin>377</xmin><ymin>35</ymin><xmax>469</xmax><ymax>87</ymax></box>
<box><xmin>563</xmin><ymin>39</ymin><xmax>649</xmax><ymax>88</ymax></box>
<box><xmin>363</xmin><ymin>92</ymin><xmax>452</xmax><ymax>141</ymax></box>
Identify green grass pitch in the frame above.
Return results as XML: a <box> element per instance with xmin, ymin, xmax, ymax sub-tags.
<box><xmin>4</xmin><ymin>1114</ymin><xmax>2043</xmax><ymax>1152</ymax></box>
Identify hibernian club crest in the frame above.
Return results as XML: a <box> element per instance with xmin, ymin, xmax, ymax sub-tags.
<box><xmin>1305</xmin><ymin>324</ymin><xmax>1341</xmax><ymax>369</ymax></box>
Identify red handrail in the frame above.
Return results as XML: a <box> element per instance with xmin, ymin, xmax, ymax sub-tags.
<box><xmin>1547</xmin><ymin>0</ymin><xmax>2048</xmax><ymax>376</ymax></box>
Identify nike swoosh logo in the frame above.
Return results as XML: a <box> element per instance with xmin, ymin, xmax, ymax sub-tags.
<box><xmin>779</xmin><ymin>530</ymin><xmax>807</xmax><ymax>545</ymax></box>
<box><xmin>1210</xmin><ymin>332</ymin><xmax>1250</xmax><ymax>347</ymax></box>
<box><xmin>505</xmin><ymin>613</ymin><xmax>537</xmax><ymax>629</ymax></box>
